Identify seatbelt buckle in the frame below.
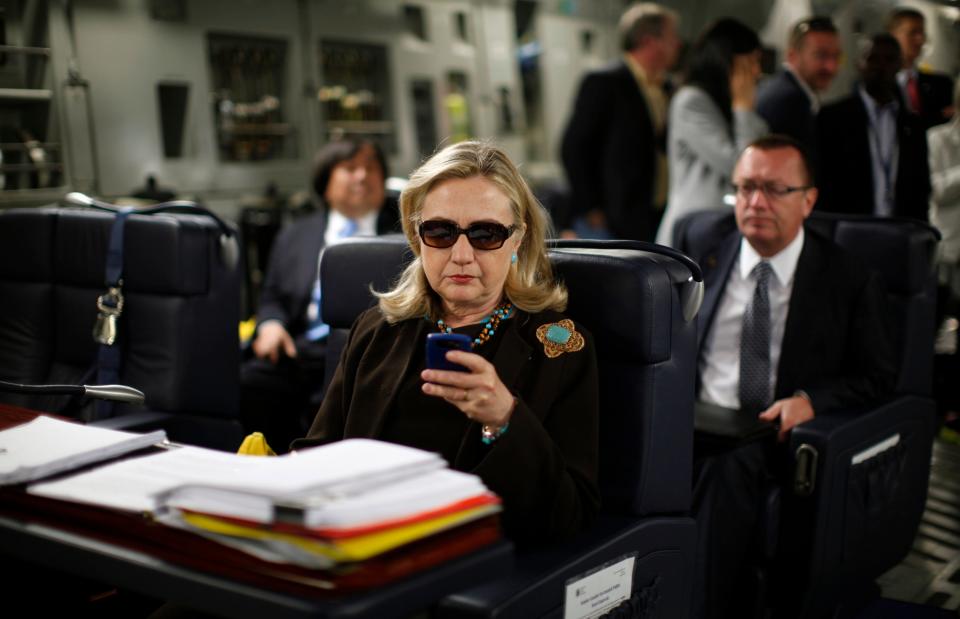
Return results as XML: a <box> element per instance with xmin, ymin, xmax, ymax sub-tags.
<box><xmin>94</xmin><ymin>285</ymin><xmax>124</xmax><ymax>345</ymax></box>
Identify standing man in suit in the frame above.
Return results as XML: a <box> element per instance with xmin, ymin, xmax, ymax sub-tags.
<box><xmin>241</xmin><ymin>139</ymin><xmax>400</xmax><ymax>451</ymax></box>
<box><xmin>817</xmin><ymin>33</ymin><xmax>930</xmax><ymax>220</ymax></box>
<box><xmin>560</xmin><ymin>2</ymin><xmax>680</xmax><ymax>241</ymax></box>
<box><xmin>756</xmin><ymin>16</ymin><xmax>841</xmax><ymax>159</ymax></box>
<box><xmin>888</xmin><ymin>6</ymin><xmax>955</xmax><ymax>130</ymax></box>
<box><xmin>682</xmin><ymin>135</ymin><xmax>895</xmax><ymax>618</ymax></box>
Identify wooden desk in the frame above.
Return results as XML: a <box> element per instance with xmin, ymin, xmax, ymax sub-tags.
<box><xmin>0</xmin><ymin>401</ymin><xmax>66</xmax><ymax>426</ymax></box>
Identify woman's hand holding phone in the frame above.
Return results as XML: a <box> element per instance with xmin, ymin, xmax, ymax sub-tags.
<box><xmin>421</xmin><ymin>333</ymin><xmax>516</xmax><ymax>427</ymax></box>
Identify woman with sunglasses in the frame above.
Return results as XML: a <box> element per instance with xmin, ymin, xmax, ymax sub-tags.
<box><xmin>297</xmin><ymin>141</ymin><xmax>600</xmax><ymax>544</ymax></box>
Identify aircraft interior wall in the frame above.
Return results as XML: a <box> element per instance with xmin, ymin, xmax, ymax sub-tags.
<box><xmin>0</xmin><ymin>0</ymin><xmax>954</xmax><ymax>217</ymax></box>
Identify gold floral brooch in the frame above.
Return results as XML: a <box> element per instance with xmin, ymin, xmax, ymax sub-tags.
<box><xmin>536</xmin><ymin>319</ymin><xmax>584</xmax><ymax>358</ymax></box>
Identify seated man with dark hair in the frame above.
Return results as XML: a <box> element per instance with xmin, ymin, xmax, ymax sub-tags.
<box><xmin>240</xmin><ymin>139</ymin><xmax>399</xmax><ymax>452</ymax></box>
<box><xmin>686</xmin><ymin>135</ymin><xmax>896</xmax><ymax>618</ymax></box>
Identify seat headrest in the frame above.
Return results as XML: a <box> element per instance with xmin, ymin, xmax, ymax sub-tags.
<box><xmin>552</xmin><ymin>239</ymin><xmax>703</xmax><ymax>323</ymax></box>
<box><xmin>322</xmin><ymin>238</ymin><xmax>698</xmax><ymax>364</ymax></box>
<box><xmin>807</xmin><ymin>214</ymin><xmax>939</xmax><ymax>296</ymax></box>
<box><xmin>552</xmin><ymin>248</ymin><xmax>676</xmax><ymax>363</ymax></box>
<box><xmin>322</xmin><ymin>235</ymin><xmax>413</xmax><ymax>327</ymax></box>
<box><xmin>0</xmin><ymin>207</ymin><xmax>221</xmax><ymax>295</ymax></box>
<box><xmin>678</xmin><ymin>211</ymin><xmax>939</xmax><ymax>297</ymax></box>
<box><xmin>833</xmin><ymin>221</ymin><xmax>937</xmax><ymax>295</ymax></box>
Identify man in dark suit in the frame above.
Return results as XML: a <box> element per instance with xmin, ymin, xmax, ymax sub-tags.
<box><xmin>241</xmin><ymin>139</ymin><xmax>399</xmax><ymax>451</ymax></box>
<box><xmin>888</xmin><ymin>6</ymin><xmax>955</xmax><ymax>130</ymax></box>
<box><xmin>817</xmin><ymin>33</ymin><xmax>930</xmax><ymax>221</ymax></box>
<box><xmin>679</xmin><ymin>135</ymin><xmax>895</xmax><ymax>618</ymax></box>
<box><xmin>560</xmin><ymin>2</ymin><xmax>679</xmax><ymax>241</ymax></box>
<box><xmin>756</xmin><ymin>16</ymin><xmax>840</xmax><ymax>159</ymax></box>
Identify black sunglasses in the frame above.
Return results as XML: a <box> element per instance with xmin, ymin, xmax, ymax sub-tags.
<box><xmin>418</xmin><ymin>220</ymin><xmax>518</xmax><ymax>250</ymax></box>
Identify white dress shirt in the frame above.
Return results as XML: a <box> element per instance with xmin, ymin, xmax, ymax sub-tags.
<box><xmin>699</xmin><ymin>229</ymin><xmax>805</xmax><ymax>409</ymax></box>
<box><xmin>324</xmin><ymin>209</ymin><xmax>378</xmax><ymax>246</ymax></box>
<box><xmin>858</xmin><ymin>86</ymin><xmax>900</xmax><ymax>217</ymax></box>
<box><xmin>303</xmin><ymin>210</ymin><xmax>380</xmax><ymax>339</ymax></box>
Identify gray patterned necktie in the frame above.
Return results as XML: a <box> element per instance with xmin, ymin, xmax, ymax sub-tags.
<box><xmin>739</xmin><ymin>261</ymin><xmax>773</xmax><ymax>413</ymax></box>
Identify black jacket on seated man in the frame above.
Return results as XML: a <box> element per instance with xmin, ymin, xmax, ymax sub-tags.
<box><xmin>241</xmin><ymin>138</ymin><xmax>400</xmax><ymax>452</ymax></box>
<box><xmin>694</xmin><ymin>218</ymin><xmax>896</xmax><ymax>414</ymax></box>
<box><xmin>241</xmin><ymin>204</ymin><xmax>399</xmax><ymax>446</ymax></box>
<box><xmin>254</xmin><ymin>204</ymin><xmax>399</xmax><ymax>359</ymax></box>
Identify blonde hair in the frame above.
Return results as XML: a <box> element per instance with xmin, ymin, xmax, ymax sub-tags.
<box><xmin>376</xmin><ymin>140</ymin><xmax>567</xmax><ymax>323</ymax></box>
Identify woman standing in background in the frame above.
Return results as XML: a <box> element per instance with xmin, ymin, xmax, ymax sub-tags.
<box><xmin>656</xmin><ymin>17</ymin><xmax>768</xmax><ymax>247</ymax></box>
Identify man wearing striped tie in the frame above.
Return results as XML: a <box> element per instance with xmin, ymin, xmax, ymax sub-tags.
<box><xmin>241</xmin><ymin>139</ymin><xmax>399</xmax><ymax>451</ymax></box>
<box><xmin>686</xmin><ymin>135</ymin><xmax>895</xmax><ymax>618</ymax></box>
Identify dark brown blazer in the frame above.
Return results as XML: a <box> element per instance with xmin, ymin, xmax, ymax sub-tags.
<box><xmin>298</xmin><ymin>307</ymin><xmax>601</xmax><ymax>544</ymax></box>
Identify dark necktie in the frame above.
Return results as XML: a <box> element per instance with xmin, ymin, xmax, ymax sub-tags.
<box><xmin>740</xmin><ymin>261</ymin><xmax>773</xmax><ymax>413</ymax></box>
<box><xmin>906</xmin><ymin>73</ymin><xmax>921</xmax><ymax>115</ymax></box>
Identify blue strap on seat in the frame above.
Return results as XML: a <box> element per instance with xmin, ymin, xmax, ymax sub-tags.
<box><xmin>68</xmin><ymin>193</ymin><xmax>238</xmax><ymax>419</ymax></box>
<box><xmin>92</xmin><ymin>207</ymin><xmax>135</xmax><ymax>419</ymax></box>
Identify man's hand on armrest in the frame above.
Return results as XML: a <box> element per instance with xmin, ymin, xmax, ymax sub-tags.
<box><xmin>758</xmin><ymin>393</ymin><xmax>814</xmax><ymax>442</ymax></box>
<box><xmin>252</xmin><ymin>320</ymin><xmax>297</xmax><ymax>363</ymax></box>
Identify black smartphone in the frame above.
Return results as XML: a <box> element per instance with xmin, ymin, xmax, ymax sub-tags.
<box><xmin>425</xmin><ymin>333</ymin><xmax>472</xmax><ymax>372</ymax></box>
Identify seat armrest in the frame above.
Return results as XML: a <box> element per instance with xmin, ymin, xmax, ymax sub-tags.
<box><xmin>788</xmin><ymin>395</ymin><xmax>934</xmax><ymax>466</ymax></box>
<box><xmin>780</xmin><ymin>395</ymin><xmax>935</xmax><ymax>615</ymax></box>
<box><xmin>789</xmin><ymin>395</ymin><xmax>935</xmax><ymax>499</ymax></box>
<box><xmin>438</xmin><ymin>515</ymin><xmax>695</xmax><ymax>619</ymax></box>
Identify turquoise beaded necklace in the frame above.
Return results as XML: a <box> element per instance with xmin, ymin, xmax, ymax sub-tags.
<box><xmin>435</xmin><ymin>302</ymin><xmax>514</xmax><ymax>348</ymax></box>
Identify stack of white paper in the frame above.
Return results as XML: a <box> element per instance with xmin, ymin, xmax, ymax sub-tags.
<box><xmin>30</xmin><ymin>438</ymin><xmax>448</xmax><ymax>517</ymax></box>
<box><xmin>0</xmin><ymin>416</ymin><xmax>166</xmax><ymax>485</ymax></box>
<box><xmin>28</xmin><ymin>438</ymin><xmax>501</xmax><ymax>568</ymax></box>
<box><xmin>165</xmin><ymin>467</ymin><xmax>490</xmax><ymax>529</ymax></box>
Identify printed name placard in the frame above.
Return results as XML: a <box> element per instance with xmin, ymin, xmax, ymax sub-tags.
<box><xmin>563</xmin><ymin>554</ymin><xmax>636</xmax><ymax>619</ymax></box>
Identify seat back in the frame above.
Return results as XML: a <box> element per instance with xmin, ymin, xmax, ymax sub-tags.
<box><xmin>790</xmin><ymin>213</ymin><xmax>939</xmax><ymax>616</ymax></box>
<box><xmin>0</xmin><ymin>207</ymin><xmax>242</xmax><ymax>447</ymax></box>
<box><xmin>804</xmin><ymin>212</ymin><xmax>939</xmax><ymax>396</ymax></box>
<box><xmin>238</xmin><ymin>205</ymin><xmax>283</xmax><ymax>318</ymax></box>
<box><xmin>321</xmin><ymin>237</ymin><xmax>701</xmax><ymax>516</ymax></box>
